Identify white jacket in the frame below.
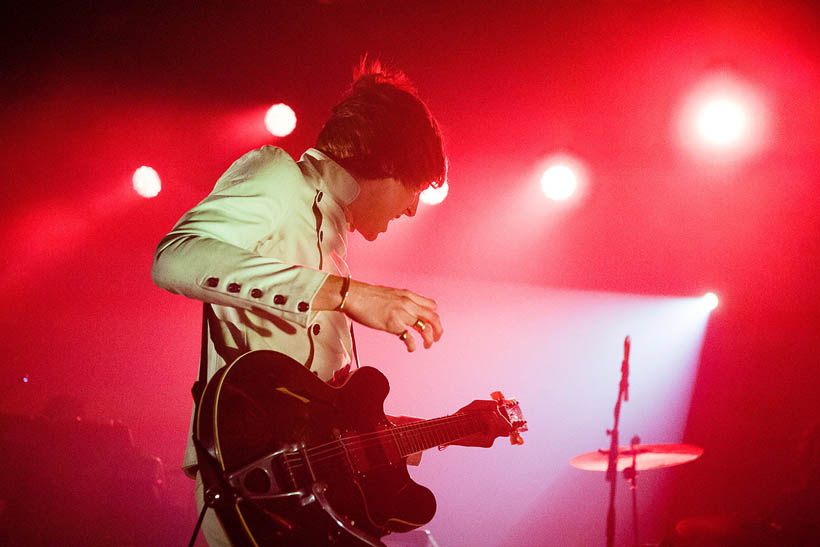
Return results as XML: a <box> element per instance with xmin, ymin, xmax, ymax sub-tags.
<box><xmin>151</xmin><ymin>146</ymin><xmax>359</xmax><ymax>471</ymax></box>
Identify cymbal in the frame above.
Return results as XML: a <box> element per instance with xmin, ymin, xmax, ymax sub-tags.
<box><xmin>570</xmin><ymin>443</ymin><xmax>703</xmax><ymax>472</ymax></box>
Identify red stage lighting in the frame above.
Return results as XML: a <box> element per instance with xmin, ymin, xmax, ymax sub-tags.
<box><xmin>132</xmin><ymin>166</ymin><xmax>161</xmax><ymax>198</ymax></box>
<box><xmin>420</xmin><ymin>180</ymin><xmax>449</xmax><ymax>206</ymax></box>
<box><xmin>264</xmin><ymin>103</ymin><xmax>297</xmax><ymax>137</ymax></box>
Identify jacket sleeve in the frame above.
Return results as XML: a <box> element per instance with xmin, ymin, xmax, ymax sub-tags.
<box><xmin>151</xmin><ymin>147</ymin><xmax>328</xmax><ymax>327</ymax></box>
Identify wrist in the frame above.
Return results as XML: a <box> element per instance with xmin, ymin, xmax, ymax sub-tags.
<box><xmin>336</xmin><ymin>275</ymin><xmax>351</xmax><ymax>311</ymax></box>
<box><xmin>314</xmin><ymin>275</ymin><xmax>355</xmax><ymax>311</ymax></box>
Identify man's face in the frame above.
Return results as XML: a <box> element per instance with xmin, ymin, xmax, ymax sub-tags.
<box><xmin>347</xmin><ymin>177</ymin><xmax>421</xmax><ymax>241</ymax></box>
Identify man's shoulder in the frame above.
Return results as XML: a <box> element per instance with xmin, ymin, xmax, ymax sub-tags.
<box><xmin>240</xmin><ymin>145</ymin><xmax>296</xmax><ymax>166</ymax></box>
<box><xmin>216</xmin><ymin>146</ymin><xmax>303</xmax><ymax>190</ymax></box>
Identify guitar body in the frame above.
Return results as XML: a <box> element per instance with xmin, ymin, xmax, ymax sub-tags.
<box><xmin>196</xmin><ymin>350</ymin><xmax>436</xmax><ymax>546</ymax></box>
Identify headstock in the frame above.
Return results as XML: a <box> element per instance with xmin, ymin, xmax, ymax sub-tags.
<box><xmin>455</xmin><ymin>391</ymin><xmax>528</xmax><ymax>447</ymax></box>
<box><xmin>491</xmin><ymin>391</ymin><xmax>527</xmax><ymax>445</ymax></box>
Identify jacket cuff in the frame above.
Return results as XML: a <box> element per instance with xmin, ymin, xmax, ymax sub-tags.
<box><xmin>196</xmin><ymin>267</ymin><xmax>329</xmax><ymax>328</ymax></box>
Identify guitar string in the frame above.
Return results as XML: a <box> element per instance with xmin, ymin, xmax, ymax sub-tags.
<box><xmin>282</xmin><ymin>426</ymin><xmax>478</xmax><ymax>470</ymax></box>
<box><xmin>279</xmin><ymin>414</ymin><xmax>487</xmax><ymax>470</ymax></box>
<box><xmin>284</xmin><ymin>416</ymin><xmax>481</xmax><ymax>467</ymax></box>
<box><xmin>308</xmin><ymin>413</ymin><xmax>480</xmax><ymax>457</ymax></box>
<box><xmin>272</xmin><ymin>412</ymin><xmax>480</xmax><ymax>464</ymax></box>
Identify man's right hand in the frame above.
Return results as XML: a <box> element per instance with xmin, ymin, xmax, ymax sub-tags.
<box><xmin>315</xmin><ymin>276</ymin><xmax>443</xmax><ymax>352</ymax></box>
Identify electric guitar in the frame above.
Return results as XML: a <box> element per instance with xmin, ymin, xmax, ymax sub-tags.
<box><xmin>195</xmin><ymin>350</ymin><xmax>527</xmax><ymax>546</ymax></box>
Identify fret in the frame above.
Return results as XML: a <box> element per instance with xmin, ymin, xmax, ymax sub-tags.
<box><xmin>395</xmin><ymin>427</ymin><xmax>409</xmax><ymax>456</ymax></box>
<box><xmin>392</xmin><ymin>413</ymin><xmax>487</xmax><ymax>458</ymax></box>
<box><xmin>390</xmin><ymin>428</ymin><xmax>402</xmax><ymax>456</ymax></box>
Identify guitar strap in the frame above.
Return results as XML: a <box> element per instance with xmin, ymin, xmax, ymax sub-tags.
<box><xmin>188</xmin><ymin>303</ymin><xmax>240</xmax><ymax>546</ymax></box>
<box><xmin>192</xmin><ymin>303</ymin><xmax>229</xmax><ymax>498</ymax></box>
<box><xmin>192</xmin><ymin>302</ymin><xmax>211</xmax><ymax>406</ymax></box>
<box><xmin>350</xmin><ymin>323</ymin><xmax>360</xmax><ymax>369</ymax></box>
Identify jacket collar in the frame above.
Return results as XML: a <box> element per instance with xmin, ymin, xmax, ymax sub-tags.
<box><xmin>299</xmin><ymin>148</ymin><xmax>360</xmax><ymax>207</ymax></box>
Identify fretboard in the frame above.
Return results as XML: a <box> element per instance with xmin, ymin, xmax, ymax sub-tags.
<box><xmin>389</xmin><ymin>413</ymin><xmax>484</xmax><ymax>457</ymax></box>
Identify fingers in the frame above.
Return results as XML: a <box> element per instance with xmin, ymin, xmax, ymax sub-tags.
<box><xmin>412</xmin><ymin>317</ymin><xmax>435</xmax><ymax>349</ymax></box>
<box><xmin>398</xmin><ymin>330</ymin><xmax>417</xmax><ymax>352</ymax></box>
<box><xmin>407</xmin><ymin>303</ymin><xmax>443</xmax><ymax>348</ymax></box>
<box><xmin>403</xmin><ymin>290</ymin><xmax>438</xmax><ymax>310</ymax></box>
<box><xmin>397</xmin><ymin>306</ymin><xmax>442</xmax><ymax>350</ymax></box>
<box><xmin>342</xmin><ymin>280</ymin><xmax>442</xmax><ymax>352</ymax></box>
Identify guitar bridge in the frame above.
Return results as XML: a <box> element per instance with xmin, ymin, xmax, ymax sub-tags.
<box><xmin>225</xmin><ymin>443</ymin><xmax>315</xmax><ymax>504</ymax></box>
<box><xmin>226</xmin><ymin>443</ymin><xmax>385</xmax><ymax>547</ymax></box>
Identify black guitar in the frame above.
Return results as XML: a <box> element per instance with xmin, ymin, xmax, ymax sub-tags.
<box><xmin>195</xmin><ymin>350</ymin><xmax>527</xmax><ymax>546</ymax></box>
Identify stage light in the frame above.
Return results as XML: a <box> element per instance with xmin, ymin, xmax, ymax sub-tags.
<box><xmin>541</xmin><ymin>164</ymin><xmax>577</xmax><ymax>201</ymax></box>
<box><xmin>695</xmin><ymin>96</ymin><xmax>749</xmax><ymax>148</ymax></box>
<box><xmin>702</xmin><ymin>292</ymin><xmax>719</xmax><ymax>310</ymax></box>
<box><xmin>132</xmin><ymin>166</ymin><xmax>161</xmax><ymax>198</ymax></box>
<box><xmin>537</xmin><ymin>154</ymin><xmax>587</xmax><ymax>202</ymax></box>
<box><xmin>420</xmin><ymin>180</ymin><xmax>449</xmax><ymax>206</ymax></box>
<box><xmin>677</xmin><ymin>72</ymin><xmax>768</xmax><ymax>163</ymax></box>
<box><xmin>265</xmin><ymin>103</ymin><xmax>297</xmax><ymax>137</ymax></box>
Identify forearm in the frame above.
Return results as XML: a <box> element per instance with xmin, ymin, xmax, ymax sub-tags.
<box><xmin>152</xmin><ymin>233</ymin><xmax>328</xmax><ymax>326</ymax></box>
<box><xmin>312</xmin><ymin>274</ymin><xmax>347</xmax><ymax>311</ymax></box>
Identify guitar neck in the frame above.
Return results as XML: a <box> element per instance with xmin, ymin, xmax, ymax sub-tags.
<box><xmin>389</xmin><ymin>413</ymin><xmax>484</xmax><ymax>457</ymax></box>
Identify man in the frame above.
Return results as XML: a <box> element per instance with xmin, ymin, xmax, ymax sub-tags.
<box><xmin>151</xmin><ymin>59</ymin><xmax>446</xmax><ymax>545</ymax></box>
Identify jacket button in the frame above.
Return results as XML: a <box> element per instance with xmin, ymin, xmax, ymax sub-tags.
<box><xmin>298</xmin><ymin>301</ymin><xmax>309</xmax><ymax>312</ymax></box>
<box><xmin>227</xmin><ymin>283</ymin><xmax>241</xmax><ymax>293</ymax></box>
<box><xmin>319</xmin><ymin>230</ymin><xmax>324</xmax><ymax>242</ymax></box>
<box><xmin>274</xmin><ymin>294</ymin><xmax>287</xmax><ymax>305</ymax></box>
<box><xmin>312</xmin><ymin>324</ymin><xmax>321</xmax><ymax>335</ymax></box>
<box><xmin>317</xmin><ymin>191</ymin><xmax>323</xmax><ymax>202</ymax></box>
<box><xmin>206</xmin><ymin>277</ymin><xmax>219</xmax><ymax>287</ymax></box>
<box><xmin>250</xmin><ymin>288</ymin><xmax>263</xmax><ymax>298</ymax></box>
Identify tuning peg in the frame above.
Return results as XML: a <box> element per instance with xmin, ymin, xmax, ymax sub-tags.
<box><xmin>510</xmin><ymin>431</ymin><xmax>525</xmax><ymax>446</ymax></box>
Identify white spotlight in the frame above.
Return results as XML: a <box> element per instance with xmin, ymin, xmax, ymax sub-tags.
<box><xmin>695</xmin><ymin>95</ymin><xmax>750</xmax><ymax>148</ymax></box>
<box><xmin>420</xmin><ymin>180</ymin><xmax>449</xmax><ymax>206</ymax></box>
<box><xmin>541</xmin><ymin>164</ymin><xmax>577</xmax><ymax>201</ymax></box>
<box><xmin>677</xmin><ymin>72</ymin><xmax>768</xmax><ymax>163</ymax></box>
<box><xmin>132</xmin><ymin>166</ymin><xmax>161</xmax><ymax>198</ymax></box>
<box><xmin>537</xmin><ymin>153</ymin><xmax>588</xmax><ymax>203</ymax></box>
<box><xmin>265</xmin><ymin>103</ymin><xmax>297</xmax><ymax>137</ymax></box>
<box><xmin>702</xmin><ymin>292</ymin><xmax>719</xmax><ymax>311</ymax></box>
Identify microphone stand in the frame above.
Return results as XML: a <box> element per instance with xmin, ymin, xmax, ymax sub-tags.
<box><xmin>605</xmin><ymin>336</ymin><xmax>630</xmax><ymax>547</ymax></box>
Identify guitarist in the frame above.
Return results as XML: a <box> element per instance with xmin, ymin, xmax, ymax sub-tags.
<box><xmin>152</xmin><ymin>58</ymin><xmax>447</xmax><ymax>546</ymax></box>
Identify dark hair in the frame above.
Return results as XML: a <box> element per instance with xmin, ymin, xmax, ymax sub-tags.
<box><xmin>316</xmin><ymin>57</ymin><xmax>447</xmax><ymax>191</ymax></box>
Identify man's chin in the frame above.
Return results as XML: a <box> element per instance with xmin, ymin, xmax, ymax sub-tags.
<box><xmin>357</xmin><ymin>226</ymin><xmax>386</xmax><ymax>241</ymax></box>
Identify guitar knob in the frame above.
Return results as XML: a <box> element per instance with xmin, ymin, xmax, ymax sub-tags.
<box><xmin>491</xmin><ymin>391</ymin><xmax>504</xmax><ymax>402</ymax></box>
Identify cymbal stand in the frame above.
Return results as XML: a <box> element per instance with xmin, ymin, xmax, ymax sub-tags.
<box><xmin>623</xmin><ymin>435</ymin><xmax>640</xmax><ymax>547</ymax></box>
<box><xmin>605</xmin><ymin>336</ymin><xmax>630</xmax><ymax>547</ymax></box>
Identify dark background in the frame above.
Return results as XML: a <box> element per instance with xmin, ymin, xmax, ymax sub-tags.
<box><xmin>1</xmin><ymin>1</ymin><xmax>818</xmax><ymax>545</ymax></box>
